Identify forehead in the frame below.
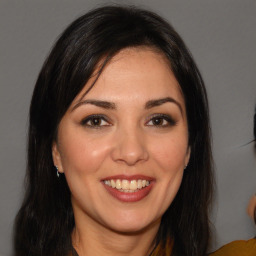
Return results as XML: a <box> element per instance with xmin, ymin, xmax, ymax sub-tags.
<box><xmin>73</xmin><ymin>47</ymin><xmax>184</xmax><ymax>106</ymax></box>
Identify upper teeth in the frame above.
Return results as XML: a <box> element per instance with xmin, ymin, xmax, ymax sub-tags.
<box><xmin>104</xmin><ymin>179</ymin><xmax>150</xmax><ymax>191</ymax></box>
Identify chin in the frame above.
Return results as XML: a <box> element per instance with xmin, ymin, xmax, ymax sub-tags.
<box><xmin>103</xmin><ymin>213</ymin><xmax>160</xmax><ymax>234</ymax></box>
<box><xmin>110</xmin><ymin>223</ymin><xmax>152</xmax><ymax>234</ymax></box>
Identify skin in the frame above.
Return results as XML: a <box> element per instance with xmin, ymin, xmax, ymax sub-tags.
<box><xmin>52</xmin><ymin>47</ymin><xmax>190</xmax><ymax>256</ymax></box>
<box><xmin>247</xmin><ymin>194</ymin><xmax>256</xmax><ymax>222</ymax></box>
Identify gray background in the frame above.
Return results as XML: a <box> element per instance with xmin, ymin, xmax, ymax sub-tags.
<box><xmin>0</xmin><ymin>0</ymin><xmax>255</xmax><ymax>255</ymax></box>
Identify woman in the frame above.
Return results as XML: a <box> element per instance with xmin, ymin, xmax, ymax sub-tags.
<box><xmin>14</xmin><ymin>5</ymin><xmax>213</xmax><ymax>256</ymax></box>
<box><xmin>211</xmin><ymin>109</ymin><xmax>256</xmax><ymax>256</ymax></box>
<box><xmin>247</xmin><ymin>108</ymin><xmax>256</xmax><ymax>225</ymax></box>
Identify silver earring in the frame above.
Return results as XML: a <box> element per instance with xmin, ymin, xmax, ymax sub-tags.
<box><xmin>184</xmin><ymin>165</ymin><xmax>188</xmax><ymax>170</ymax></box>
<box><xmin>55</xmin><ymin>166</ymin><xmax>60</xmax><ymax>178</ymax></box>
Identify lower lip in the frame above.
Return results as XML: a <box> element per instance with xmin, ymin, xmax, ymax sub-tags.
<box><xmin>103</xmin><ymin>182</ymin><xmax>154</xmax><ymax>202</ymax></box>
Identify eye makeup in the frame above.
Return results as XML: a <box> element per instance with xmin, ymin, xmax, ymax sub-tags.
<box><xmin>145</xmin><ymin>113</ymin><xmax>177</xmax><ymax>127</ymax></box>
<box><xmin>80</xmin><ymin>114</ymin><xmax>112</xmax><ymax>128</ymax></box>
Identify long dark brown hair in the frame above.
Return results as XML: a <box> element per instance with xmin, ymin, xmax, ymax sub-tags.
<box><xmin>14</xmin><ymin>5</ymin><xmax>214</xmax><ymax>256</ymax></box>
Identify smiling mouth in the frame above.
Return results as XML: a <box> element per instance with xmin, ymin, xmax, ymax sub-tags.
<box><xmin>103</xmin><ymin>179</ymin><xmax>150</xmax><ymax>193</ymax></box>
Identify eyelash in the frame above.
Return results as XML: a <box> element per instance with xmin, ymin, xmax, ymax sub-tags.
<box><xmin>145</xmin><ymin>114</ymin><xmax>177</xmax><ymax>127</ymax></box>
<box><xmin>80</xmin><ymin>114</ymin><xmax>111</xmax><ymax>128</ymax></box>
<box><xmin>80</xmin><ymin>114</ymin><xmax>176</xmax><ymax>128</ymax></box>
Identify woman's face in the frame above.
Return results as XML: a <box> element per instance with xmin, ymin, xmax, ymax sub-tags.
<box><xmin>52</xmin><ymin>48</ymin><xmax>190</xmax><ymax>233</ymax></box>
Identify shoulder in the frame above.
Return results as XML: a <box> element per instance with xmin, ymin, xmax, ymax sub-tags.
<box><xmin>210</xmin><ymin>238</ymin><xmax>256</xmax><ymax>256</ymax></box>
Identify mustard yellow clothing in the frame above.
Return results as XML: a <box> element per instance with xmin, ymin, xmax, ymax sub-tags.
<box><xmin>210</xmin><ymin>238</ymin><xmax>256</xmax><ymax>256</ymax></box>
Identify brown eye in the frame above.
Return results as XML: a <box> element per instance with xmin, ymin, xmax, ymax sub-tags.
<box><xmin>146</xmin><ymin>114</ymin><xmax>176</xmax><ymax>127</ymax></box>
<box><xmin>81</xmin><ymin>115</ymin><xmax>110</xmax><ymax>128</ymax></box>
<box><xmin>151</xmin><ymin>117</ymin><xmax>164</xmax><ymax>126</ymax></box>
<box><xmin>89</xmin><ymin>117</ymin><xmax>102</xmax><ymax>126</ymax></box>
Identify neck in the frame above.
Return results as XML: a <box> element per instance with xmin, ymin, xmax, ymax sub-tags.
<box><xmin>72</xmin><ymin>213</ymin><xmax>161</xmax><ymax>256</ymax></box>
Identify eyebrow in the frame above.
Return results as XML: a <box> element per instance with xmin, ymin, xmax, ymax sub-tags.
<box><xmin>145</xmin><ymin>97</ymin><xmax>183</xmax><ymax>114</ymax></box>
<box><xmin>71</xmin><ymin>100</ymin><xmax>116</xmax><ymax>111</ymax></box>
<box><xmin>72</xmin><ymin>97</ymin><xmax>183</xmax><ymax>114</ymax></box>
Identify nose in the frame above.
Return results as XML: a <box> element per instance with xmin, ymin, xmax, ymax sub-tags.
<box><xmin>111</xmin><ymin>128</ymin><xmax>149</xmax><ymax>166</ymax></box>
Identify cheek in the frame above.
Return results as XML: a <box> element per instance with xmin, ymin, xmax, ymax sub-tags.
<box><xmin>152</xmin><ymin>137</ymin><xmax>187</xmax><ymax>207</ymax></box>
<box><xmin>149</xmin><ymin>136</ymin><xmax>188</xmax><ymax>174</ymax></box>
<box><xmin>58</xmin><ymin>131</ymin><xmax>111</xmax><ymax>175</ymax></box>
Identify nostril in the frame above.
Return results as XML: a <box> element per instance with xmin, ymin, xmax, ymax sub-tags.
<box><xmin>110</xmin><ymin>135</ymin><xmax>149</xmax><ymax>165</ymax></box>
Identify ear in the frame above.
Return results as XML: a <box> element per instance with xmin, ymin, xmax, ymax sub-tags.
<box><xmin>185</xmin><ymin>146</ymin><xmax>191</xmax><ymax>167</ymax></box>
<box><xmin>52</xmin><ymin>141</ymin><xmax>64</xmax><ymax>173</ymax></box>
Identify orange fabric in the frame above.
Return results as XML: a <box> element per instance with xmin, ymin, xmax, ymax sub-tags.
<box><xmin>210</xmin><ymin>238</ymin><xmax>256</xmax><ymax>256</ymax></box>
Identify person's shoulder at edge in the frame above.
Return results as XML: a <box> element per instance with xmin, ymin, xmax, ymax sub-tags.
<box><xmin>209</xmin><ymin>238</ymin><xmax>256</xmax><ymax>256</ymax></box>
